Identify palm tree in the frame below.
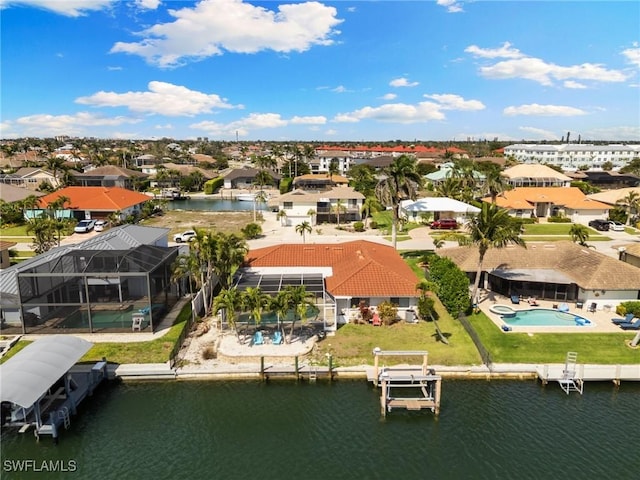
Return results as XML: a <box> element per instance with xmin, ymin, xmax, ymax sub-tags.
<box><xmin>26</xmin><ymin>218</ymin><xmax>57</xmax><ymax>254</ymax></box>
<box><xmin>461</xmin><ymin>202</ymin><xmax>526</xmax><ymax>304</ymax></box>
<box><xmin>569</xmin><ymin>223</ymin><xmax>590</xmax><ymax>247</ymax></box>
<box><xmin>328</xmin><ymin>158</ymin><xmax>340</xmax><ymax>183</ymax></box>
<box><xmin>212</xmin><ymin>232</ymin><xmax>248</xmax><ymax>290</ymax></box>
<box><xmin>242</xmin><ymin>287</ymin><xmax>268</xmax><ymax>330</ymax></box>
<box><xmin>331</xmin><ymin>199</ymin><xmax>346</xmax><ymax>227</ymax></box>
<box><xmin>435</xmin><ymin>177</ymin><xmax>463</xmax><ymax>200</ymax></box>
<box><xmin>295</xmin><ymin>221</ymin><xmax>312</xmax><ymax>243</ymax></box>
<box><xmin>283</xmin><ymin>285</ymin><xmax>315</xmax><ymax>343</ymax></box>
<box><xmin>484</xmin><ymin>169</ymin><xmax>510</xmax><ymax>204</ymax></box>
<box><xmin>45</xmin><ymin>156</ymin><xmax>65</xmax><ymax>188</ymax></box>
<box><xmin>212</xmin><ymin>287</ymin><xmax>243</xmax><ymax>341</ymax></box>
<box><xmin>277</xmin><ymin>209</ymin><xmax>288</xmax><ymax>226</ymax></box>
<box><xmin>617</xmin><ymin>191</ymin><xmax>640</xmax><ymax>226</ymax></box>
<box><xmin>252</xmin><ymin>190</ymin><xmax>268</xmax><ymax>223</ymax></box>
<box><xmin>360</xmin><ymin>196</ymin><xmax>380</xmax><ymax>228</ymax></box>
<box><xmin>375</xmin><ymin>155</ymin><xmax>422</xmax><ymax>248</ymax></box>
<box><xmin>306</xmin><ymin>208</ymin><xmax>317</xmax><ymax>226</ymax></box>
<box><xmin>268</xmin><ymin>289</ymin><xmax>290</xmax><ymax>337</ymax></box>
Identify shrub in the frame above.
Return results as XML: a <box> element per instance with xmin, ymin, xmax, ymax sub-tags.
<box><xmin>353</xmin><ymin>221</ymin><xmax>365</xmax><ymax>232</ymax></box>
<box><xmin>241</xmin><ymin>222</ymin><xmax>262</xmax><ymax>239</ymax></box>
<box><xmin>377</xmin><ymin>300</ymin><xmax>399</xmax><ymax>326</ymax></box>
<box><xmin>426</xmin><ymin>256</ymin><xmax>470</xmax><ymax>317</ymax></box>
<box><xmin>369</xmin><ymin>221</ymin><xmax>378</xmax><ymax>229</ymax></box>
<box><xmin>617</xmin><ymin>301</ymin><xmax>640</xmax><ymax>318</ymax></box>
<box><xmin>279</xmin><ymin>177</ymin><xmax>293</xmax><ymax>194</ymax></box>
<box><xmin>417</xmin><ymin>295</ymin><xmax>437</xmax><ymax>321</ymax></box>
<box><xmin>547</xmin><ymin>216</ymin><xmax>572</xmax><ymax>223</ymax></box>
<box><xmin>204</xmin><ymin>177</ymin><xmax>224</xmax><ymax>194</ymax></box>
<box><xmin>202</xmin><ymin>346</ymin><xmax>216</xmax><ymax>360</ymax></box>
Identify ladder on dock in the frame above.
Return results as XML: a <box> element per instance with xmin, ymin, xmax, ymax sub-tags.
<box><xmin>308</xmin><ymin>367</ymin><xmax>317</xmax><ymax>383</ymax></box>
<box><xmin>59</xmin><ymin>407</ymin><xmax>71</xmax><ymax>430</ymax></box>
<box><xmin>558</xmin><ymin>352</ymin><xmax>583</xmax><ymax>395</ymax></box>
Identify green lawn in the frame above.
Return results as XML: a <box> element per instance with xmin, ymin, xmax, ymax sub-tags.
<box><xmin>0</xmin><ymin>225</ymin><xmax>30</xmax><ymax>236</ymax></box>
<box><xmin>1</xmin><ymin>304</ymin><xmax>193</xmax><ymax>365</ymax></box>
<box><xmin>470</xmin><ymin>311</ymin><xmax>639</xmax><ymax>364</ymax></box>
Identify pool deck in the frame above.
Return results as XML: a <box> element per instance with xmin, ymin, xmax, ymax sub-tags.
<box><xmin>478</xmin><ymin>291</ymin><xmax>627</xmax><ymax>334</ymax></box>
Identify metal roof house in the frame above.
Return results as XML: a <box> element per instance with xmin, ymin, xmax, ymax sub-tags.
<box><xmin>0</xmin><ymin>225</ymin><xmax>179</xmax><ymax>335</ymax></box>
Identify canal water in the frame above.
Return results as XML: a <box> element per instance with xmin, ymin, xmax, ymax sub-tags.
<box><xmin>165</xmin><ymin>198</ymin><xmax>267</xmax><ymax>212</ymax></box>
<box><xmin>1</xmin><ymin>380</ymin><xmax>637</xmax><ymax>479</ymax></box>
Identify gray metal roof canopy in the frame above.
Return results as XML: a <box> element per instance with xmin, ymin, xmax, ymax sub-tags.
<box><xmin>0</xmin><ymin>336</ymin><xmax>93</xmax><ymax>408</ymax></box>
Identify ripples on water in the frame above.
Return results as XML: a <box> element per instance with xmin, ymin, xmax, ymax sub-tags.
<box><xmin>1</xmin><ymin>380</ymin><xmax>638</xmax><ymax>480</ymax></box>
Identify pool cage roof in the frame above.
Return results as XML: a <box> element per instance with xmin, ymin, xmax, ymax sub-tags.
<box><xmin>234</xmin><ymin>272</ymin><xmax>325</xmax><ymax>296</ymax></box>
<box><xmin>20</xmin><ymin>245</ymin><xmax>177</xmax><ymax>276</ymax></box>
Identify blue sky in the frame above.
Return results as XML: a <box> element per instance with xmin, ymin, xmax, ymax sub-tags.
<box><xmin>1</xmin><ymin>0</ymin><xmax>639</xmax><ymax>142</ymax></box>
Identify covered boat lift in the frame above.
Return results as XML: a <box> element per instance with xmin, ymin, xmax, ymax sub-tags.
<box><xmin>0</xmin><ymin>335</ymin><xmax>107</xmax><ymax>442</ymax></box>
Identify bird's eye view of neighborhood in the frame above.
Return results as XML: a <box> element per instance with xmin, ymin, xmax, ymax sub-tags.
<box><xmin>0</xmin><ymin>1</ymin><xmax>638</xmax><ymax>478</ymax></box>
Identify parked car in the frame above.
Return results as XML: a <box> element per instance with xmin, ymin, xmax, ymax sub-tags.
<box><xmin>74</xmin><ymin>219</ymin><xmax>96</xmax><ymax>233</ymax></box>
<box><xmin>94</xmin><ymin>220</ymin><xmax>109</xmax><ymax>232</ymax></box>
<box><xmin>607</xmin><ymin>220</ymin><xmax>625</xmax><ymax>232</ymax></box>
<box><xmin>174</xmin><ymin>230</ymin><xmax>197</xmax><ymax>242</ymax></box>
<box><xmin>431</xmin><ymin>218</ymin><xmax>458</xmax><ymax>230</ymax></box>
<box><xmin>588</xmin><ymin>219</ymin><xmax>609</xmax><ymax>231</ymax></box>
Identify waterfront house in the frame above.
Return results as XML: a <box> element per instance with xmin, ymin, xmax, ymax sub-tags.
<box><xmin>32</xmin><ymin>186</ymin><xmax>152</xmax><ymax>222</ymax></box>
<box><xmin>502</xmin><ymin>164</ymin><xmax>572</xmax><ymax>187</ymax></box>
<box><xmin>273</xmin><ymin>185</ymin><xmax>364</xmax><ymax>226</ymax></box>
<box><xmin>483</xmin><ymin>186</ymin><xmax>610</xmax><ymax>222</ymax></box>
<box><xmin>400</xmin><ymin>197</ymin><xmax>480</xmax><ymax>224</ymax></box>
<box><xmin>238</xmin><ymin>240</ymin><xmax>420</xmax><ymax>332</ymax></box>
<box><xmin>0</xmin><ymin>225</ymin><xmax>179</xmax><ymax>335</ymax></box>
<box><xmin>292</xmin><ymin>173</ymin><xmax>349</xmax><ymax>190</ymax></box>
<box><xmin>74</xmin><ymin>165</ymin><xmax>148</xmax><ymax>190</ymax></box>
<box><xmin>437</xmin><ymin>241</ymin><xmax>640</xmax><ymax>310</ymax></box>
<box><xmin>0</xmin><ymin>183</ymin><xmax>44</xmax><ymax>203</ymax></box>
<box><xmin>0</xmin><ymin>167</ymin><xmax>61</xmax><ymax>191</ymax></box>
<box><xmin>223</xmin><ymin>168</ymin><xmax>281</xmax><ymax>189</ymax></box>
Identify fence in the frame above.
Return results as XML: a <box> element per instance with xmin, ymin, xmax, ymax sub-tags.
<box><xmin>458</xmin><ymin>313</ymin><xmax>493</xmax><ymax>370</ymax></box>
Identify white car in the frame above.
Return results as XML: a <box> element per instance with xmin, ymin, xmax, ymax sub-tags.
<box><xmin>94</xmin><ymin>220</ymin><xmax>108</xmax><ymax>232</ymax></box>
<box><xmin>607</xmin><ymin>221</ymin><xmax>625</xmax><ymax>232</ymax></box>
<box><xmin>74</xmin><ymin>219</ymin><xmax>96</xmax><ymax>233</ymax></box>
<box><xmin>174</xmin><ymin>230</ymin><xmax>197</xmax><ymax>242</ymax></box>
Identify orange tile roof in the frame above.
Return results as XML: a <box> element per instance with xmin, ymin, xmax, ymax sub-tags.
<box><xmin>484</xmin><ymin>187</ymin><xmax>611</xmax><ymax>211</ymax></box>
<box><xmin>245</xmin><ymin>240</ymin><xmax>419</xmax><ymax>297</ymax></box>
<box><xmin>38</xmin><ymin>186</ymin><xmax>151</xmax><ymax>211</ymax></box>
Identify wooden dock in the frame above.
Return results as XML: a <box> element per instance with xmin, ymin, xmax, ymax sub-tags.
<box><xmin>369</xmin><ymin>349</ymin><xmax>442</xmax><ymax>416</ymax></box>
<box><xmin>536</xmin><ymin>363</ymin><xmax>640</xmax><ymax>387</ymax></box>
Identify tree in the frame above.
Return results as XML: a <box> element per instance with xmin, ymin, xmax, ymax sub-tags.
<box><xmin>277</xmin><ymin>209</ymin><xmax>288</xmax><ymax>226</ymax></box>
<box><xmin>569</xmin><ymin>223</ymin><xmax>590</xmax><ymax>247</ymax></box>
<box><xmin>484</xmin><ymin>169</ymin><xmax>510</xmax><ymax>204</ymax></box>
<box><xmin>460</xmin><ymin>202</ymin><xmax>526</xmax><ymax>304</ymax></box>
<box><xmin>45</xmin><ymin>156</ymin><xmax>65</xmax><ymax>187</ymax></box>
<box><xmin>26</xmin><ymin>218</ymin><xmax>57</xmax><ymax>254</ymax></box>
<box><xmin>212</xmin><ymin>288</ymin><xmax>243</xmax><ymax>341</ymax></box>
<box><xmin>617</xmin><ymin>191</ymin><xmax>640</xmax><ymax>226</ymax></box>
<box><xmin>306</xmin><ymin>208</ymin><xmax>316</xmax><ymax>226</ymax></box>
<box><xmin>283</xmin><ymin>285</ymin><xmax>315</xmax><ymax>343</ymax></box>
<box><xmin>295</xmin><ymin>221</ymin><xmax>312</xmax><ymax>243</ymax></box>
<box><xmin>331</xmin><ymin>199</ymin><xmax>346</xmax><ymax>227</ymax></box>
<box><xmin>242</xmin><ymin>287</ymin><xmax>269</xmax><ymax>330</ymax></box>
<box><xmin>328</xmin><ymin>158</ymin><xmax>340</xmax><ymax>182</ymax></box>
<box><xmin>212</xmin><ymin>232</ymin><xmax>248</xmax><ymax>290</ymax></box>
<box><xmin>360</xmin><ymin>196</ymin><xmax>381</xmax><ymax>228</ymax></box>
<box><xmin>348</xmin><ymin>164</ymin><xmax>377</xmax><ymax>197</ymax></box>
<box><xmin>374</xmin><ymin>155</ymin><xmax>422</xmax><ymax>248</ymax></box>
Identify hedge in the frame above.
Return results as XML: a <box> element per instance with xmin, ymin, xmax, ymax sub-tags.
<box><xmin>204</xmin><ymin>176</ymin><xmax>224</xmax><ymax>194</ymax></box>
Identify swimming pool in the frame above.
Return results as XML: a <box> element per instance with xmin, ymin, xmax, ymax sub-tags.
<box><xmin>501</xmin><ymin>308</ymin><xmax>593</xmax><ymax>327</ymax></box>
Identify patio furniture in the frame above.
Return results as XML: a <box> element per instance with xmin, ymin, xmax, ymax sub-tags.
<box><xmin>372</xmin><ymin>313</ymin><xmax>382</xmax><ymax>326</ymax></box>
<box><xmin>576</xmin><ymin>301</ymin><xmax>584</xmax><ymax>309</ymax></box>
<box><xmin>510</xmin><ymin>295</ymin><xmax>520</xmax><ymax>305</ymax></box>
<box><xmin>272</xmin><ymin>331</ymin><xmax>283</xmax><ymax>345</ymax></box>
<box><xmin>612</xmin><ymin>313</ymin><xmax>635</xmax><ymax>325</ymax></box>
<box><xmin>619</xmin><ymin>318</ymin><xmax>640</xmax><ymax>330</ymax></box>
<box><xmin>252</xmin><ymin>331</ymin><xmax>264</xmax><ymax>346</ymax></box>
<box><xmin>587</xmin><ymin>302</ymin><xmax>597</xmax><ymax>313</ymax></box>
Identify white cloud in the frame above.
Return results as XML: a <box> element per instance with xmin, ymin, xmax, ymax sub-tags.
<box><xmin>437</xmin><ymin>0</ymin><xmax>464</xmax><ymax>14</ymax></box>
<box><xmin>622</xmin><ymin>42</ymin><xmax>640</xmax><ymax>67</ymax></box>
<box><xmin>190</xmin><ymin>112</ymin><xmax>318</xmax><ymax>137</ymax></box>
<box><xmin>380</xmin><ymin>93</ymin><xmax>397</xmax><ymax>100</ymax></box>
<box><xmin>331</xmin><ymin>85</ymin><xmax>349</xmax><ymax>93</ymax></box>
<box><xmin>290</xmin><ymin>116</ymin><xmax>326</xmax><ymax>125</ymax></box>
<box><xmin>333</xmin><ymin>101</ymin><xmax>445</xmax><ymax>124</ymax></box>
<box><xmin>518</xmin><ymin>126</ymin><xmax>560</xmax><ymax>140</ymax></box>
<box><xmin>585</xmin><ymin>126</ymin><xmax>640</xmax><ymax>141</ymax></box>
<box><xmin>563</xmin><ymin>80</ymin><xmax>587</xmax><ymax>89</ymax></box>
<box><xmin>110</xmin><ymin>0</ymin><xmax>343</xmax><ymax>68</ymax></box>
<box><xmin>136</xmin><ymin>0</ymin><xmax>160</xmax><ymax>9</ymax></box>
<box><xmin>324</xmin><ymin>129</ymin><xmax>338</xmax><ymax>136</ymax></box>
<box><xmin>467</xmin><ymin>42</ymin><xmax>628</xmax><ymax>86</ymax></box>
<box><xmin>154</xmin><ymin>123</ymin><xmax>173</xmax><ymax>129</ymax></box>
<box><xmin>465</xmin><ymin>42</ymin><xmax>523</xmax><ymax>59</ymax></box>
<box><xmin>0</xmin><ymin>0</ymin><xmax>114</xmax><ymax>17</ymax></box>
<box><xmin>11</xmin><ymin>112</ymin><xmax>140</xmax><ymax>137</ymax></box>
<box><xmin>424</xmin><ymin>94</ymin><xmax>485</xmax><ymax>111</ymax></box>
<box><xmin>75</xmin><ymin>81</ymin><xmax>240</xmax><ymax>116</ymax></box>
<box><xmin>503</xmin><ymin>104</ymin><xmax>588</xmax><ymax>116</ymax></box>
<box><xmin>107</xmin><ymin>66</ymin><xmax>123</xmax><ymax>71</ymax></box>
<box><xmin>389</xmin><ymin>77</ymin><xmax>419</xmax><ymax>88</ymax></box>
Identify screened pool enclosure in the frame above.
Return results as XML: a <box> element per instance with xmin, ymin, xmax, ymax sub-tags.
<box><xmin>1</xmin><ymin>245</ymin><xmax>179</xmax><ymax>334</ymax></box>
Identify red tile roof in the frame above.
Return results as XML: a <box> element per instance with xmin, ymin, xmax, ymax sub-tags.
<box><xmin>38</xmin><ymin>186</ymin><xmax>151</xmax><ymax>211</ymax></box>
<box><xmin>317</xmin><ymin>145</ymin><xmax>468</xmax><ymax>155</ymax></box>
<box><xmin>245</xmin><ymin>240</ymin><xmax>419</xmax><ymax>297</ymax></box>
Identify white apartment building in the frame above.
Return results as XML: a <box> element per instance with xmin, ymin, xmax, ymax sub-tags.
<box><xmin>503</xmin><ymin>144</ymin><xmax>640</xmax><ymax>171</ymax></box>
<box><xmin>311</xmin><ymin>150</ymin><xmax>356</xmax><ymax>176</ymax></box>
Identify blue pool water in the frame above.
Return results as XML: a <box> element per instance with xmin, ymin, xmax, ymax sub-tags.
<box><xmin>502</xmin><ymin>308</ymin><xmax>592</xmax><ymax>327</ymax></box>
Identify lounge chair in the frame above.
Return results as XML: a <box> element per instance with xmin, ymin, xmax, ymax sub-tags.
<box><xmin>587</xmin><ymin>302</ymin><xmax>597</xmax><ymax>313</ymax></box>
<box><xmin>511</xmin><ymin>295</ymin><xmax>520</xmax><ymax>305</ymax></box>
<box><xmin>619</xmin><ymin>318</ymin><xmax>640</xmax><ymax>330</ymax></box>
<box><xmin>272</xmin><ymin>330</ymin><xmax>283</xmax><ymax>345</ymax></box>
<box><xmin>252</xmin><ymin>331</ymin><xmax>264</xmax><ymax>346</ymax></box>
<box><xmin>612</xmin><ymin>313</ymin><xmax>635</xmax><ymax>325</ymax></box>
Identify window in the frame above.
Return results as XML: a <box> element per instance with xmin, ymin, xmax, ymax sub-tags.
<box><xmin>284</xmin><ymin>202</ymin><xmax>293</xmax><ymax>210</ymax></box>
<box><xmin>390</xmin><ymin>297</ymin><xmax>410</xmax><ymax>307</ymax></box>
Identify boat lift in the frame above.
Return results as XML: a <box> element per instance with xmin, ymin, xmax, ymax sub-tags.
<box><xmin>0</xmin><ymin>336</ymin><xmax>108</xmax><ymax>442</ymax></box>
